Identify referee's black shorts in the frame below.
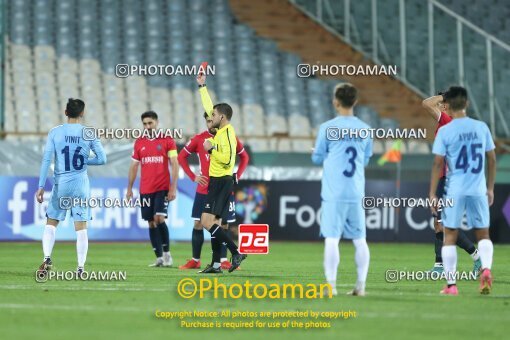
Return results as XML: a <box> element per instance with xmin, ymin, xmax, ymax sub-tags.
<box><xmin>203</xmin><ymin>175</ymin><xmax>233</xmax><ymax>218</ymax></box>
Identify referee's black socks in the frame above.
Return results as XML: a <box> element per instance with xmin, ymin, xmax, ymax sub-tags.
<box><xmin>211</xmin><ymin>235</ymin><xmax>222</xmax><ymax>265</ymax></box>
<box><xmin>149</xmin><ymin>227</ymin><xmax>163</xmax><ymax>257</ymax></box>
<box><xmin>220</xmin><ymin>228</ymin><xmax>231</xmax><ymax>259</ymax></box>
<box><xmin>209</xmin><ymin>224</ymin><xmax>239</xmax><ymax>255</ymax></box>
<box><xmin>157</xmin><ymin>222</ymin><xmax>170</xmax><ymax>252</ymax></box>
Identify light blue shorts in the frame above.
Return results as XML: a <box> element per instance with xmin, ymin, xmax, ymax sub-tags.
<box><xmin>320</xmin><ymin>200</ymin><xmax>365</xmax><ymax>239</ymax></box>
<box><xmin>46</xmin><ymin>176</ymin><xmax>91</xmax><ymax>222</ymax></box>
<box><xmin>442</xmin><ymin>195</ymin><xmax>490</xmax><ymax>229</ymax></box>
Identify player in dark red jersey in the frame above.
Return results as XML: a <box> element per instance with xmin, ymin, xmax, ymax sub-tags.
<box><xmin>126</xmin><ymin>111</ymin><xmax>179</xmax><ymax>267</ymax></box>
<box><xmin>178</xmin><ymin>112</ymin><xmax>250</xmax><ymax>270</ymax></box>
<box><xmin>422</xmin><ymin>93</ymin><xmax>481</xmax><ymax>274</ymax></box>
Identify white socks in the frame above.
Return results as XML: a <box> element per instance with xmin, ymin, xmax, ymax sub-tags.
<box><xmin>478</xmin><ymin>239</ymin><xmax>493</xmax><ymax>270</ymax></box>
<box><xmin>76</xmin><ymin>229</ymin><xmax>88</xmax><ymax>268</ymax></box>
<box><xmin>324</xmin><ymin>237</ymin><xmax>340</xmax><ymax>288</ymax></box>
<box><xmin>324</xmin><ymin>237</ymin><xmax>370</xmax><ymax>291</ymax></box>
<box><xmin>442</xmin><ymin>245</ymin><xmax>457</xmax><ymax>285</ymax></box>
<box><xmin>353</xmin><ymin>238</ymin><xmax>370</xmax><ymax>291</ymax></box>
<box><xmin>42</xmin><ymin>225</ymin><xmax>56</xmax><ymax>259</ymax></box>
<box><xmin>43</xmin><ymin>226</ymin><xmax>92</xmax><ymax>269</ymax></box>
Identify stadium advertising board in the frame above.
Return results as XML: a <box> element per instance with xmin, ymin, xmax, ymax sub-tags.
<box><xmin>0</xmin><ymin>176</ymin><xmax>200</xmax><ymax>241</ymax></box>
<box><xmin>234</xmin><ymin>181</ymin><xmax>510</xmax><ymax>243</ymax></box>
<box><xmin>1</xmin><ymin>176</ymin><xmax>509</xmax><ymax>243</ymax></box>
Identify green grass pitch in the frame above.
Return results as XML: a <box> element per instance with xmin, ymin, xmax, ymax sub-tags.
<box><xmin>0</xmin><ymin>241</ymin><xmax>509</xmax><ymax>340</ymax></box>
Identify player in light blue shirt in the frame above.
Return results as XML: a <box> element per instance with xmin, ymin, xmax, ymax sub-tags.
<box><xmin>312</xmin><ymin>83</ymin><xmax>372</xmax><ymax>297</ymax></box>
<box><xmin>35</xmin><ymin>98</ymin><xmax>106</xmax><ymax>275</ymax></box>
<box><xmin>430</xmin><ymin>86</ymin><xmax>496</xmax><ymax>295</ymax></box>
<box><xmin>312</xmin><ymin>116</ymin><xmax>373</xmax><ymax>202</ymax></box>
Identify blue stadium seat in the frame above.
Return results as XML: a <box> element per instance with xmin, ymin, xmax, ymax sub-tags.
<box><xmin>4</xmin><ymin>0</ymin><xmax>425</xmax><ymax>149</ymax></box>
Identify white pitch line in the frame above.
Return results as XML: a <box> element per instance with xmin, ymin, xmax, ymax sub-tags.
<box><xmin>1</xmin><ymin>284</ymin><xmax>509</xmax><ymax>298</ymax></box>
<box><xmin>0</xmin><ymin>303</ymin><xmax>146</xmax><ymax>313</ymax></box>
<box><xmin>0</xmin><ymin>284</ymin><xmax>169</xmax><ymax>292</ymax></box>
<box><xmin>367</xmin><ymin>290</ymin><xmax>510</xmax><ymax>298</ymax></box>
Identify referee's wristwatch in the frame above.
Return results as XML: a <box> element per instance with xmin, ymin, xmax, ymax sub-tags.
<box><xmin>198</xmin><ymin>84</ymin><xmax>206</xmax><ymax>88</ymax></box>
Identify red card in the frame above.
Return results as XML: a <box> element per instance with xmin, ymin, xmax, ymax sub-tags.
<box><xmin>199</xmin><ymin>61</ymin><xmax>208</xmax><ymax>75</ymax></box>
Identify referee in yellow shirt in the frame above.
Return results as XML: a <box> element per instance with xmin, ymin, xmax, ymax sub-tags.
<box><xmin>196</xmin><ymin>72</ymin><xmax>247</xmax><ymax>273</ymax></box>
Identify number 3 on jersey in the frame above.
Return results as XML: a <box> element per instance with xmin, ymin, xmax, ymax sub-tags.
<box><xmin>343</xmin><ymin>146</ymin><xmax>357</xmax><ymax>177</ymax></box>
<box><xmin>455</xmin><ymin>143</ymin><xmax>482</xmax><ymax>174</ymax></box>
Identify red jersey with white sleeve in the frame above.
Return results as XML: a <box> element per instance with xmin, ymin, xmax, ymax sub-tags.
<box><xmin>179</xmin><ymin>130</ymin><xmax>249</xmax><ymax>195</ymax></box>
<box><xmin>132</xmin><ymin>137</ymin><xmax>177</xmax><ymax>194</ymax></box>
<box><xmin>435</xmin><ymin>112</ymin><xmax>453</xmax><ymax>178</ymax></box>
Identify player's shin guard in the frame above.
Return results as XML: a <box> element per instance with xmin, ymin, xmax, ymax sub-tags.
<box><xmin>209</xmin><ymin>224</ymin><xmax>238</xmax><ymax>255</ymax></box>
<box><xmin>324</xmin><ymin>238</ymin><xmax>340</xmax><ymax>288</ymax></box>
<box><xmin>157</xmin><ymin>222</ymin><xmax>170</xmax><ymax>252</ymax></box>
<box><xmin>442</xmin><ymin>245</ymin><xmax>457</xmax><ymax>285</ymax></box>
<box><xmin>192</xmin><ymin>228</ymin><xmax>204</xmax><ymax>260</ymax></box>
<box><xmin>353</xmin><ymin>238</ymin><xmax>369</xmax><ymax>291</ymax></box>
<box><xmin>478</xmin><ymin>239</ymin><xmax>493</xmax><ymax>270</ymax></box>
<box><xmin>42</xmin><ymin>225</ymin><xmax>56</xmax><ymax>260</ymax></box>
<box><xmin>149</xmin><ymin>227</ymin><xmax>163</xmax><ymax>258</ymax></box>
<box><xmin>434</xmin><ymin>232</ymin><xmax>444</xmax><ymax>263</ymax></box>
<box><xmin>76</xmin><ymin>229</ymin><xmax>88</xmax><ymax>268</ymax></box>
<box><xmin>456</xmin><ymin>230</ymin><xmax>476</xmax><ymax>255</ymax></box>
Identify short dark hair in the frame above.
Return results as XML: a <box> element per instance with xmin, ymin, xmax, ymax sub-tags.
<box><xmin>141</xmin><ymin>111</ymin><xmax>158</xmax><ymax>121</ymax></box>
<box><xmin>66</xmin><ymin>98</ymin><xmax>85</xmax><ymax>118</ymax></box>
<box><xmin>213</xmin><ymin>103</ymin><xmax>233</xmax><ymax>120</ymax></box>
<box><xmin>334</xmin><ymin>83</ymin><xmax>358</xmax><ymax>108</ymax></box>
<box><xmin>443</xmin><ymin>86</ymin><xmax>468</xmax><ymax>111</ymax></box>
